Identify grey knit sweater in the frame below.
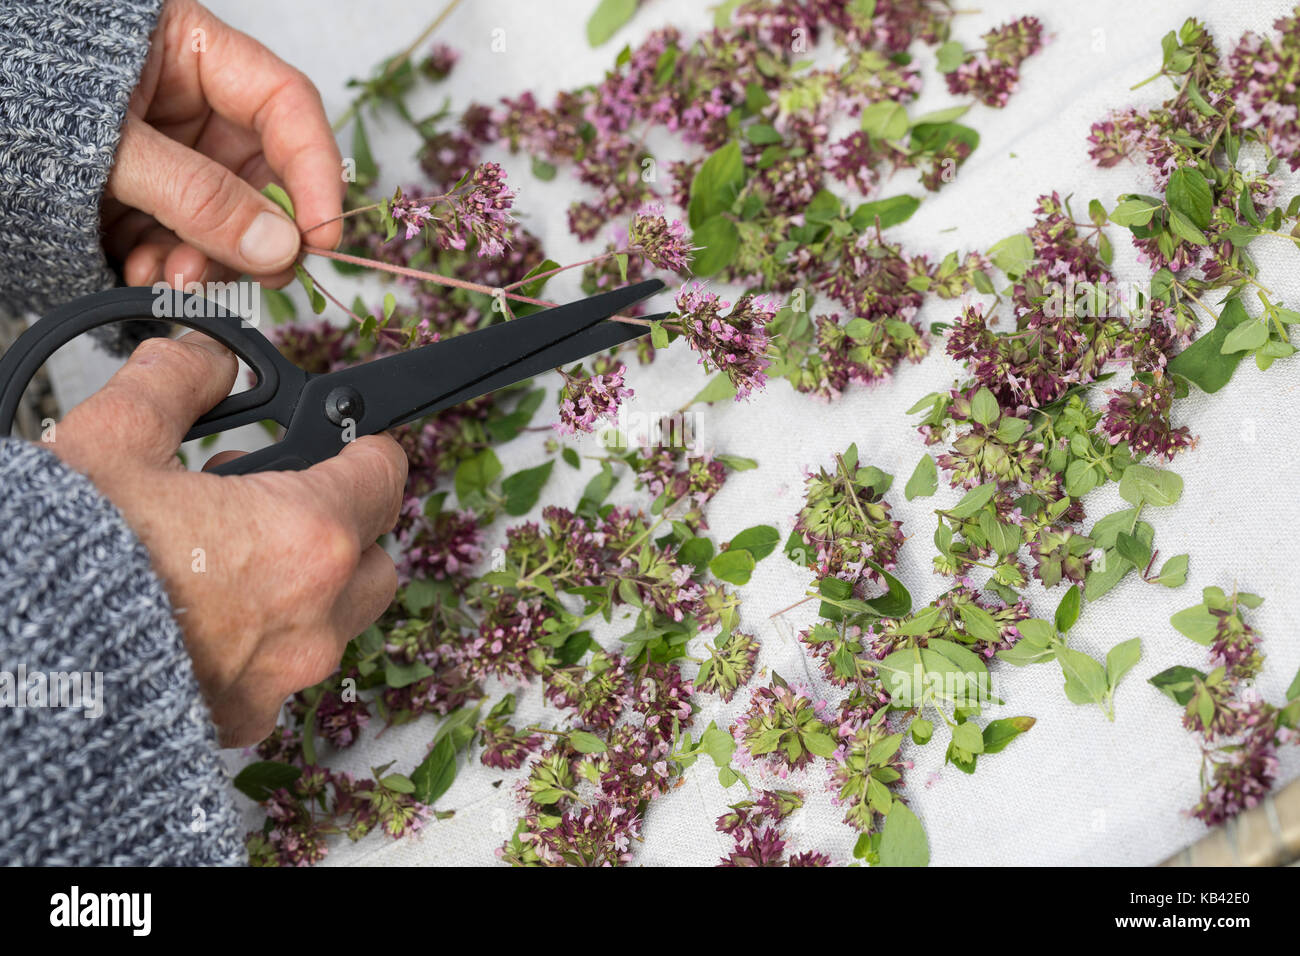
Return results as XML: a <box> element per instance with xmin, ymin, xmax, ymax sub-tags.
<box><xmin>1</xmin><ymin>1</ymin><xmax>244</xmax><ymax>865</ymax></box>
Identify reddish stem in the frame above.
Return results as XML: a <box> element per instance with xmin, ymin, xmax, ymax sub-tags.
<box><xmin>300</xmin><ymin>245</ymin><xmax>656</xmax><ymax>326</ymax></box>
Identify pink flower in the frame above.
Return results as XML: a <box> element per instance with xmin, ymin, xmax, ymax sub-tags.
<box><xmin>555</xmin><ymin>363</ymin><xmax>633</xmax><ymax>434</ymax></box>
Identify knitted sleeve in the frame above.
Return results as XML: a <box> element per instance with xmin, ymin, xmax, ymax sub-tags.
<box><xmin>0</xmin><ymin>0</ymin><xmax>163</xmax><ymax>321</ymax></box>
<box><xmin>0</xmin><ymin>438</ymin><xmax>244</xmax><ymax>865</ymax></box>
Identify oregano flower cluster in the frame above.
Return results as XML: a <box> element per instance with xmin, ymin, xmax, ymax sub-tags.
<box><xmin>1150</xmin><ymin>588</ymin><xmax>1300</xmax><ymax>827</ymax></box>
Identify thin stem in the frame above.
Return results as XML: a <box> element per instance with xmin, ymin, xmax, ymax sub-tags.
<box><xmin>1172</xmin><ymin>279</ymin><xmax>1217</xmax><ymax>323</ymax></box>
<box><xmin>301</xmin><ymin>245</ymin><xmax>657</xmax><ymax>326</ymax></box>
<box><xmin>299</xmin><ymin>191</ymin><xmax>454</xmax><ymax>238</ymax></box>
<box><xmin>331</xmin><ymin>0</ymin><xmax>465</xmax><ymax>132</ymax></box>
<box><xmin>769</xmin><ymin>594</ymin><xmax>817</xmax><ymax>619</ymax></box>
<box><xmin>502</xmin><ymin>252</ymin><xmax>621</xmax><ymax>291</ymax></box>
<box><xmin>298</xmin><ymin>264</ymin><xmax>368</xmax><ymax>326</ymax></box>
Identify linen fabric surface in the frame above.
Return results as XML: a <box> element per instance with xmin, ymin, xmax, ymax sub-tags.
<box><xmin>37</xmin><ymin>0</ymin><xmax>1300</xmax><ymax>866</ymax></box>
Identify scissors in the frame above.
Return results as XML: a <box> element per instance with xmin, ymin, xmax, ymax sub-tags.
<box><xmin>0</xmin><ymin>279</ymin><xmax>664</xmax><ymax>475</ymax></box>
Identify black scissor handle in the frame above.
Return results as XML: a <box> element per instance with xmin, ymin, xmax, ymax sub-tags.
<box><xmin>0</xmin><ymin>287</ymin><xmax>307</xmax><ymax>441</ymax></box>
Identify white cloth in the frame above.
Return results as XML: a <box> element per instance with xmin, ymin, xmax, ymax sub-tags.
<box><xmin>163</xmin><ymin>0</ymin><xmax>1300</xmax><ymax>866</ymax></box>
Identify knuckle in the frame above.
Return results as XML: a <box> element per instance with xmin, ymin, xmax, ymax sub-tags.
<box><xmin>357</xmin><ymin>435</ymin><xmax>408</xmax><ymax>516</ymax></box>
<box><xmin>176</xmin><ymin>162</ymin><xmax>241</xmax><ymax>232</ymax></box>
<box><xmin>281</xmin><ymin>640</ymin><xmax>343</xmax><ymax>696</ymax></box>
<box><xmin>300</xmin><ymin>510</ymin><xmax>358</xmax><ymax>592</ymax></box>
<box><xmin>136</xmin><ymin>334</ymin><xmax>216</xmax><ymax>381</ymax></box>
<box><xmin>93</xmin><ymin>386</ymin><xmax>171</xmax><ymax>448</ymax></box>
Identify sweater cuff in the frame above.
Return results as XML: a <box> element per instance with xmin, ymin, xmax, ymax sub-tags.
<box><xmin>0</xmin><ymin>1</ymin><xmax>164</xmax><ymax>340</ymax></box>
<box><xmin>0</xmin><ymin>438</ymin><xmax>244</xmax><ymax>865</ymax></box>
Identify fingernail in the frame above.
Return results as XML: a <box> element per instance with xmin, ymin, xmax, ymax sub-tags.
<box><xmin>239</xmin><ymin>211</ymin><xmax>299</xmax><ymax>271</ymax></box>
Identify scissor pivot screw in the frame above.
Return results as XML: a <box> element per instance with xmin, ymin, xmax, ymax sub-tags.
<box><xmin>324</xmin><ymin>386</ymin><xmax>365</xmax><ymax>426</ymax></box>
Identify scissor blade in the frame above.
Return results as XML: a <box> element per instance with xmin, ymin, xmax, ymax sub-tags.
<box><xmin>409</xmin><ymin>312</ymin><xmax>661</xmax><ymax>424</ymax></box>
<box><xmin>322</xmin><ymin>279</ymin><xmax>665</xmax><ymax>431</ymax></box>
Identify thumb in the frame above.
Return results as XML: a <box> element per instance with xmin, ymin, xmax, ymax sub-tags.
<box><xmin>107</xmin><ymin>115</ymin><xmax>302</xmax><ymax>276</ymax></box>
<box><xmin>67</xmin><ymin>332</ymin><xmax>239</xmax><ymax>465</ymax></box>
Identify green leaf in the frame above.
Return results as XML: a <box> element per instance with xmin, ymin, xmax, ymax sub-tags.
<box><xmin>863</xmin><ymin>560</ymin><xmax>913</xmax><ymax>618</ymax></box>
<box><xmin>381</xmin><ymin>773</ymin><xmax>415</xmax><ymax>794</ymax></box>
<box><xmin>701</xmin><ymin>722</ymin><xmax>737</xmax><ymax>767</ymax></box>
<box><xmin>569</xmin><ymin>730</ymin><xmax>607</xmax><ymax>754</ymax></box>
<box><xmin>1168</xmin><ymin>207</ymin><xmax>1208</xmax><ymax>245</ymax></box>
<box><xmin>878</xmin><ymin>801</ymin><xmax>929</xmax><ymax>867</ymax></box>
<box><xmin>981</xmin><ymin>716</ymin><xmax>1035</xmax><ymax>754</ymax></box>
<box><xmin>1166</xmin><ymin>167</ymin><xmax>1213</xmax><ymax>230</ymax></box>
<box><xmin>716</xmin><ymin>454</ymin><xmax>758</xmax><ymax>471</ymax></box>
<box><xmin>1105</xmin><ymin>637</ymin><xmax>1142</xmax><ymax>692</ymax></box>
<box><xmin>261</xmin><ymin>183</ymin><xmax>295</xmax><ymax>219</ymax></box>
<box><xmin>501</xmin><ymin>460</ymin><xmax>554</xmax><ymax>516</ymax></box>
<box><xmin>351</xmin><ymin>117</ymin><xmax>379</xmax><ymax>186</ymax></box>
<box><xmin>866</xmin><ymin>776</ymin><xmax>893</xmax><ymax>816</ymax></box>
<box><xmin>401</xmin><ymin>579</ymin><xmax>442</xmax><ymax>616</ymax></box>
<box><xmin>910</xmin><ymin>717</ymin><xmax>934</xmax><ymax>745</ymax></box>
<box><xmin>586</xmin><ymin>0</ymin><xmax>637</xmax><ymax>46</ymax></box>
<box><xmin>1220</xmin><ymin>319</ymin><xmax>1268</xmax><ymax>354</ymax></box>
<box><xmin>935</xmin><ymin>41</ymin><xmax>965</xmax><ymax>72</ymax></box>
<box><xmin>531</xmin><ymin>156</ymin><xmax>557</xmax><ymax>181</ymax></box>
<box><xmin>744</xmin><ymin>123</ymin><xmax>783</xmax><ymax>145</ymax></box>
<box><xmin>1055</xmin><ymin>584</ymin><xmax>1081</xmax><ymax>633</ymax></box>
<box><xmin>233</xmin><ymin>761</ymin><xmax>301</xmax><ymax>801</ymax></box>
<box><xmin>970</xmin><ymin>387</ymin><xmax>999</xmax><ymax>425</ymax></box>
<box><xmin>1170</xmin><ymin>603</ymin><xmax>1219</xmax><ymax>645</ymax></box>
<box><xmin>412</xmin><ymin>735</ymin><xmax>456</xmax><ymax>805</ymax></box>
<box><xmin>951</xmin><ymin>720</ymin><xmax>984</xmax><ymax>754</ymax></box>
<box><xmin>294</xmin><ymin>264</ymin><xmax>326</xmax><ymax>314</ymax></box>
<box><xmin>455</xmin><ymin>448</ymin><xmax>503</xmax><ymax>506</ymax></box>
<box><xmin>262</xmin><ymin>287</ymin><xmax>296</xmax><ymax>324</ymax></box>
<box><xmin>1286</xmin><ymin>665</ymin><xmax>1300</xmax><ymax>702</ymax></box>
<box><xmin>1153</xmin><ymin>553</ymin><xmax>1189</xmax><ymax>587</ymax></box>
<box><xmin>904</xmin><ymin>454</ymin><xmax>938</xmax><ymax>500</ymax></box>
<box><xmin>385</xmin><ymin>657</ymin><xmax>435</xmax><ymax>689</ymax></box>
<box><xmin>691</xmin><ymin>215</ymin><xmax>740</xmax><ymax>277</ymax></box>
<box><xmin>803</xmin><ymin>731</ymin><xmax>838</xmax><ymax>758</ymax></box>
<box><xmin>1058</xmin><ymin>647</ymin><xmax>1109</xmax><ymax>710</ymax></box>
<box><xmin>1149</xmin><ymin>664</ymin><xmax>1207</xmax><ymax>705</ymax></box>
<box><xmin>910</xmin><ymin>104</ymin><xmax>971</xmax><ymax>126</ymax></box>
<box><xmin>1109</xmin><ymin>197</ymin><xmax>1160</xmax><ymax>227</ymax></box>
<box><xmin>690</xmin><ymin>373</ymin><xmax>737</xmax><ymax>405</ymax></box>
<box><xmin>727</xmin><ymin>525</ymin><xmax>781</xmax><ymax>561</ymax></box>
<box><xmin>860</xmin><ymin>101</ymin><xmax>909</xmax><ymax>140</ymax></box>
<box><xmin>709</xmin><ymin>548</ymin><xmax>756</xmax><ymax>586</ymax></box>
<box><xmin>957</xmin><ymin>602</ymin><xmax>1002</xmax><ymax>643</ymax></box>
<box><xmin>908</xmin><ymin>121</ymin><xmax>979</xmax><ymax>156</ymax></box>
<box><xmin>996</xmin><ymin>417</ymin><xmax>1029</xmax><ymax>443</ymax></box>
<box><xmin>948</xmin><ymin>482</ymin><xmax>997</xmax><ymax>518</ymax></box>
<box><xmin>677</xmin><ymin>536</ymin><xmax>715</xmax><ymax>571</ymax></box>
<box><xmin>1169</xmin><ymin>299</ymin><xmax>1252</xmax><ymax>393</ymax></box>
<box><xmin>1115</xmin><ymin>530</ymin><xmax>1152</xmax><ymax>569</ymax></box>
<box><xmin>688</xmin><ymin>141</ymin><xmax>746</xmax><ymax>228</ymax></box>
<box><xmin>1118</xmin><ymin>464</ymin><xmax>1183</xmax><ymax>508</ymax></box>
<box><xmin>850</xmin><ymin>194</ymin><xmax>921</xmax><ymax>230</ymax></box>
<box><xmin>877</xmin><ymin>646</ymin><xmax>980</xmax><ymax>708</ymax></box>
<box><xmin>987</xmin><ymin>234</ymin><xmax>1035</xmax><ymax>278</ymax></box>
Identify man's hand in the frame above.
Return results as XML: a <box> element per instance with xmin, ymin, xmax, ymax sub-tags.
<box><xmin>51</xmin><ymin>333</ymin><xmax>406</xmax><ymax>747</ymax></box>
<box><xmin>103</xmin><ymin>0</ymin><xmax>344</xmax><ymax>289</ymax></box>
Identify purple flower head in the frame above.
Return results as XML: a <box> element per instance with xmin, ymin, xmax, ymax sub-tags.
<box><xmin>555</xmin><ymin>363</ymin><xmax>633</xmax><ymax>435</ymax></box>
<box><xmin>627</xmin><ymin>202</ymin><xmax>693</xmax><ymax>273</ymax></box>
<box><xmin>674</xmin><ymin>282</ymin><xmax>775</xmax><ymax>400</ymax></box>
